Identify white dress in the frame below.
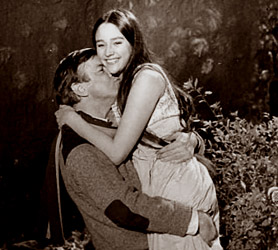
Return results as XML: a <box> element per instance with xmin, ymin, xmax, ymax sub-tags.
<box><xmin>113</xmin><ymin>63</ymin><xmax>222</xmax><ymax>250</ymax></box>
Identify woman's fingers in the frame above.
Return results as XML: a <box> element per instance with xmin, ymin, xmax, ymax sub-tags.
<box><xmin>55</xmin><ymin>105</ymin><xmax>75</xmax><ymax>128</ymax></box>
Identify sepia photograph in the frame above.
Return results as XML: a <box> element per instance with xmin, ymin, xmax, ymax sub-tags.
<box><xmin>0</xmin><ymin>0</ymin><xmax>277</xmax><ymax>249</ymax></box>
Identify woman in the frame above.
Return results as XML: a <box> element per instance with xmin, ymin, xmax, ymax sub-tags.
<box><xmin>56</xmin><ymin>9</ymin><xmax>222</xmax><ymax>250</ymax></box>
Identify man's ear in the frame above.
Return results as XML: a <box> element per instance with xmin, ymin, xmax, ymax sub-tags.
<box><xmin>71</xmin><ymin>82</ymin><xmax>89</xmax><ymax>97</ymax></box>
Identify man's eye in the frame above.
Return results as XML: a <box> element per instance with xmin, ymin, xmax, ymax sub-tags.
<box><xmin>98</xmin><ymin>65</ymin><xmax>104</xmax><ymax>72</ymax></box>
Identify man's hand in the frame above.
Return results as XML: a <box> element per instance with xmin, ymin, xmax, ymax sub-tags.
<box><xmin>156</xmin><ymin>132</ymin><xmax>197</xmax><ymax>163</ymax></box>
<box><xmin>198</xmin><ymin>211</ymin><xmax>218</xmax><ymax>247</ymax></box>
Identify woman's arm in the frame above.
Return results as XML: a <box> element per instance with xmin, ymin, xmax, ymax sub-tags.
<box><xmin>57</xmin><ymin>69</ymin><xmax>165</xmax><ymax>165</ymax></box>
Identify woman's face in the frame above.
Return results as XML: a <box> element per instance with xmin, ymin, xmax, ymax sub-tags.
<box><xmin>95</xmin><ymin>23</ymin><xmax>132</xmax><ymax>75</ymax></box>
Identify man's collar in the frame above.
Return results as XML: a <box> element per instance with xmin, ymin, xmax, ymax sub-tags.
<box><xmin>77</xmin><ymin>111</ymin><xmax>116</xmax><ymax>128</ymax></box>
<box><xmin>61</xmin><ymin>111</ymin><xmax>116</xmax><ymax>160</ymax></box>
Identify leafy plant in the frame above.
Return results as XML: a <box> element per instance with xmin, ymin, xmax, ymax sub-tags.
<box><xmin>185</xmin><ymin>79</ymin><xmax>278</xmax><ymax>249</ymax></box>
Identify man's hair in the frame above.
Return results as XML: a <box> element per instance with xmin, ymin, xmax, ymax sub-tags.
<box><xmin>53</xmin><ymin>48</ymin><xmax>97</xmax><ymax>106</ymax></box>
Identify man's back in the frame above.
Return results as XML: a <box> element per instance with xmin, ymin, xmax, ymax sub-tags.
<box><xmin>61</xmin><ymin>143</ymin><xmax>149</xmax><ymax>250</ymax></box>
<box><xmin>58</xmin><ymin>113</ymin><xmax>194</xmax><ymax>249</ymax></box>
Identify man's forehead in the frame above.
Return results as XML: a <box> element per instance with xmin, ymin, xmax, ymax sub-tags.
<box><xmin>77</xmin><ymin>56</ymin><xmax>102</xmax><ymax>78</ymax></box>
<box><xmin>79</xmin><ymin>56</ymin><xmax>100</xmax><ymax>70</ymax></box>
<box><xmin>89</xmin><ymin>55</ymin><xmax>101</xmax><ymax>65</ymax></box>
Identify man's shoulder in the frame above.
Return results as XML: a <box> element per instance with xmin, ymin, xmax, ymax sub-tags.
<box><xmin>66</xmin><ymin>143</ymin><xmax>115</xmax><ymax>170</ymax></box>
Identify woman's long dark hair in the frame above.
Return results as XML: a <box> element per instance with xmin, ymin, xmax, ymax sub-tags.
<box><xmin>92</xmin><ymin>9</ymin><xmax>194</xmax><ymax>130</ymax></box>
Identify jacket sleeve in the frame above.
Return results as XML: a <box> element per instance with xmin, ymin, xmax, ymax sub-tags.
<box><xmin>63</xmin><ymin>143</ymin><xmax>193</xmax><ymax>237</ymax></box>
<box><xmin>38</xmin><ymin>135</ymin><xmax>65</xmax><ymax>244</ymax></box>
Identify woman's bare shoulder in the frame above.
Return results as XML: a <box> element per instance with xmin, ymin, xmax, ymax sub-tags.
<box><xmin>133</xmin><ymin>65</ymin><xmax>166</xmax><ymax>90</ymax></box>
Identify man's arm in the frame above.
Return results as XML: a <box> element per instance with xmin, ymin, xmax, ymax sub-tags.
<box><xmin>156</xmin><ymin>131</ymin><xmax>205</xmax><ymax>163</ymax></box>
<box><xmin>64</xmin><ymin>144</ymin><xmax>192</xmax><ymax>237</ymax></box>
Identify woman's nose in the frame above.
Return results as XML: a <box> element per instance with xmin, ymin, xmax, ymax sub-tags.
<box><xmin>105</xmin><ymin>44</ymin><xmax>114</xmax><ymax>56</ymax></box>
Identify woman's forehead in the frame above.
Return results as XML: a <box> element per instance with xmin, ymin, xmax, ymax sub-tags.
<box><xmin>96</xmin><ymin>23</ymin><xmax>123</xmax><ymax>41</ymax></box>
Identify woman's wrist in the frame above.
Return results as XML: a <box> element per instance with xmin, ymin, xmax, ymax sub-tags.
<box><xmin>66</xmin><ymin>111</ymin><xmax>82</xmax><ymax>127</ymax></box>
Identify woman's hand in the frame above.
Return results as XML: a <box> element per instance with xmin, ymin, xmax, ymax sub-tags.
<box><xmin>55</xmin><ymin>105</ymin><xmax>79</xmax><ymax>129</ymax></box>
<box><xmin>156</xmin><ymin>132</ymin><xmax>197</xmax><ymax>163</ymax></box>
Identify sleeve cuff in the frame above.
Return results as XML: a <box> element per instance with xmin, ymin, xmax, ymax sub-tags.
<box><xmin>193</xmin><ymin>131</ymin><xmax>205</xmax><ymax>155</ymax></box>
<box><xmin>186</xmin><ymin>209</ymin><xmax>198</xmax><ymax>235</ymax></box>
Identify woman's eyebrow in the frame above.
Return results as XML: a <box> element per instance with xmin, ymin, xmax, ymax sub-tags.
<box><xmin>111</xmin><ymin>37</ymin><xmax>124</xmax><ymax>41</ymax></box>
<box><xmin>96</xmin><ymin>37</ymin><xmax>124</xmax><ymax>43</ymax></box>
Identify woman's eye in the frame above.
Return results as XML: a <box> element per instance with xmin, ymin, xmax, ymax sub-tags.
<box><xmin>97</xmin><ymin>43</ymin><xmax>104</xmax><ymax>48</ymax></box>
<box><xmin>114</xmin><ymin>41</ymin><xmax>122</xmax><ymax>45</ymax></box>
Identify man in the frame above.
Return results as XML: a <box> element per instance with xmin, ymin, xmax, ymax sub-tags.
<box><xmin>52</xmin><ymin>48</ymin><xmax>217</xmax><ymax>250</ymax></box>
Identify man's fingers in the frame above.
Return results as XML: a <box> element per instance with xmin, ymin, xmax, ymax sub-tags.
<box><xmin>157</xmin><ymin>151</ymin><xmax>193</xmax><ymax>163</ymax></box>
<box><xmin>158</xmin><ymin>141</ymin><xmax>184</xmax><ymax>154</ymax></box>
<box><xmin>157</xmin><ymin>148</ymin><xmax>179</xmax><ymax>159</ymax></box>
<box><xmin>157</xmin><ymin>132</ymin><xmax>195</xmax><ymax>163</ymax></box>
<box><xmin>157</xmin><ymin>146</ymin><xmax>184</xmax><ymax>159</ymax></box>
<box><xmin>157</xmin><ymin>143</ymin><xmax>194</xmax><ymax>162</ymax></box>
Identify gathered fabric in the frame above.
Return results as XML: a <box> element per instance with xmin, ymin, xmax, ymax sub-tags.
<box><xmin>125</xmin><ymin>63</ymin><xmax>223</xmax><ymax>250</ymax></box>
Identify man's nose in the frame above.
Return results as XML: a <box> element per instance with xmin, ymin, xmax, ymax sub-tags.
<box><xmin>103</xmin><ymin>67</ymin><xmax>112</xmax><ymax>77</ymax></box>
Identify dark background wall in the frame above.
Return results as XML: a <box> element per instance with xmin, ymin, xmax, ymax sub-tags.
<box><xmin>0</xmin><ymin>0</ymin><xmax>272</xmax><ymax>244</ymax></box>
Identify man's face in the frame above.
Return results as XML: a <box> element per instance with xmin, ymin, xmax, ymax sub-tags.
<box><xmin>77</xmin><ymin>56</ymin><xmax>119</xmax><ymax>99</ymax></box>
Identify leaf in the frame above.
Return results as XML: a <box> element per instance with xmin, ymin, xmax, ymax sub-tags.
<box><xmin>262</xmin><ymin>218</ymin><xmax>271</xmax><ymax>227</ymax></box>
<box><xmin>240</xmin><ymin>180</ymin><xmax>246</xmax><ymax>191</ymax></box>
<box><xmin>248</xmin><ymin>230</ymin><xmax>261</xmax><ymax>237</ymax></box>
